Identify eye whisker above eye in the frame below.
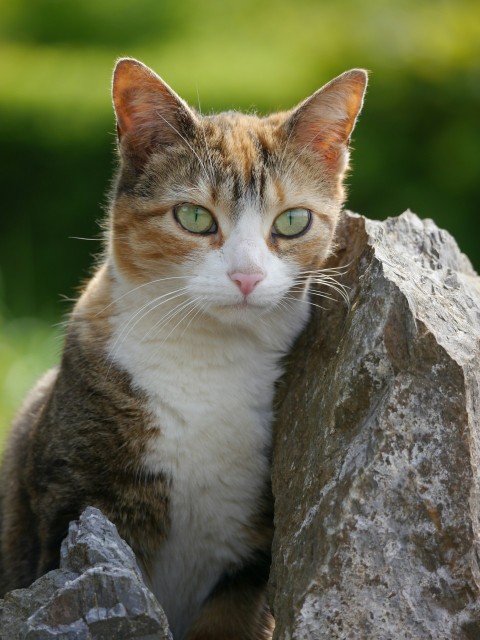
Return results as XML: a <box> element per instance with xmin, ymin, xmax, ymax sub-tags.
<box><xmin>196</xmin><ymin>90</ymin><xmax>217</xmax><ymax>187</ymax></box>
<box><xmin>155</xmin><ymin>110</ymin><xmax>211</xmax><ymax>184</ymax></box>
<box><xmin>277</xmin><ymin>120</ymin><xmax>298</xmax><ymax>176</ymax></box>
<box><xmin>281</xmin><ymin>129</ymin><xmax>324</xmax><ymax>185</ymax></box>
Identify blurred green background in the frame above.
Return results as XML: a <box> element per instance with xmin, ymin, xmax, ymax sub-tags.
<box><xmin>1</xmin><ymin>0</ymin><xmax>479</xmax><ymax>445</ymax></box>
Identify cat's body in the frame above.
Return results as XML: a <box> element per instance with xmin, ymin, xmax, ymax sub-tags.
<box><xmin>0</xmin><ymin>59</ymin><xmax>367</xmax><ymax>639</ymax></box>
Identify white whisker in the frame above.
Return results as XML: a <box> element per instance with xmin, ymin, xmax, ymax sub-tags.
<box><xmin>292</xmin><ymin>288</ymin><xmax>337</xmax><ymax>303</ymax></box>
<box><xmin>282</xmin><ymin>130</ymin><xmax>324</xmax><ymax>184</ymax></box>
<box><xmin>277</xmin><ymin>120</ymin><xmax>298</xmax><ymax>176</ymax></box>
<box><xmin>158</xmin><ymin>297</ymin><xmax>204</xmax><ymax>346</ymax></box>
<box><xmin>105</xmin><ymin>289</ymin><xmax>189</xmax><ymax>373</ymax></box>
<box><xmin>298</xmin><ymin>261</ymin><xmax>353</xmax><ymax>275</ymax></box>
<box><xmin>196</xmin><ymin>88</ymin><xmax>216</xmax><ymax>186</ymax></box>
<box><xmin>143</xmin><ymin>297</ymin><xmax>199</xmax><ymax>343</ymax></box>
<box><xmin>283</xmin><ymin>294</ymin><xmax>328</xmax><ymax>312</ymax></box>
<box><xmin>96</xmin><ymin>276</ymin><xmax>189</xmax><ymax>316</ymax></box>
<box><xmin>180</xmin><ymin>299</ymin><xmax>208</xmax><ymax>339</ymax></box>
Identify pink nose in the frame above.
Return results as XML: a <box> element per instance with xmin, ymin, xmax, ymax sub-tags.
<box><xmin>229</xmin><ymin>272</ymin><xmax>265</xmax><ymax>296</ymax></box>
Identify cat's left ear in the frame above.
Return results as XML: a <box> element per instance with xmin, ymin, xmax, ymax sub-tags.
<box><xmin>112</xmin><ymin>58</ymin><xmax>197</xmax><ymax>165</ymax></box>
<box><xmin>285</xmin><ymin>69</ymin><xmax>368</xmax><ymax>172</ymax></box>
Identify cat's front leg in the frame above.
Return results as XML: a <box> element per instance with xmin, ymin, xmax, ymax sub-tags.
<box><xmin>185</xmin><ymin>557</ymin><xmax>274</xmax><ymax>640</ymax></box>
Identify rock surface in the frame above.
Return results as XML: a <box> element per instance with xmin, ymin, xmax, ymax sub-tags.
<box><xmin>270</xmin><ymin>211</ymin><xmax>480</xmax><ymax>639</ymax></box>
<box><xmin>0</xmin><ymin>507</ymin><xmax>171</xmax><ymax>640</ymax></box>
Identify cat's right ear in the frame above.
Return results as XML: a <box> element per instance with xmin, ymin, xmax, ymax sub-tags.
<box><xmin>284</xmin><ymin>69</ymin><xmax>368</xmax><ymax>175</ymax></box>
<box><xmin>112</xmin><ymin>58</ymin><xmax>197</xmax><ymax>165</ymax></box>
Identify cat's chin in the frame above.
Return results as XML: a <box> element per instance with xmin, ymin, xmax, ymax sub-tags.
<box><xmin>208</xmin><ymin>300</ymin><xmax>276</xmax><ymax>324</ymax></box>
<box><xmin>219</xmin><ymin>301</ymin><xmax>251</xmax><ymax>311</ymax></box>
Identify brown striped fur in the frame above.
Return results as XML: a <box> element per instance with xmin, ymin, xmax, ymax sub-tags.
<box><xmin>0</xmin><ymin>58</ymin><xmax>367</xmax><ymax>639</ymax></box>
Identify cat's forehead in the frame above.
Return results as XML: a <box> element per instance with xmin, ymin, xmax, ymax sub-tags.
<box><xmin>190</xmin><ymin>111</ymin><xmax>294</xmax><ymax>210</ymax></box>
<box><xmin>130</xmin><ymin>108</ymin><xmax>334</xmax><ymax>220</ymax></box>
<box><xmin>203</xmin><ymin>110</ymin><xmax>286</xmax><ymax>139</ymax></box>
<box><xmin>200</xmin><ymin>111</ymin><xmax>284</xmax><ymax>169</ymax></box>
<box><xmin>132</xmin><ymin>111</ymin><xmax>332</xmax><ymax>223</ymax></box>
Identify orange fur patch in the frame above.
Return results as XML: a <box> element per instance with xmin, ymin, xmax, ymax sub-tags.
<box><xmin>73</xmin><ymin>263</ymin><xmax>114</xmax><ymax>344</ymax></box>
<box><xmin>111</xmin><ymin>197</ymin><xmax>225</xmax><ymax>283</ymax></box>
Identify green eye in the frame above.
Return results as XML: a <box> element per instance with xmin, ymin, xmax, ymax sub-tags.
<box><xmin>273</xmin><ymin>208</ymin><xmax>312</xmax><ymax>238</ymax></box>
<box><xmin>174</xmin><ymin>204</ymin><xmax>217</xmax><ymax>234</ymax></box>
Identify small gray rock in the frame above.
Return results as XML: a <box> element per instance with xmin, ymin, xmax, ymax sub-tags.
<box><xmin>25</xmin><ymin>566</ymin><xmax>169</xmax><ymax>639</ymax></box>
<box><xmin>60</xmin><ymin>507</ymin><xmax>142</xmax><ymax>579</ymax></box>
<box><xmin>0</xmin><ymin>571</ymin><xmax>77</xmax><ymax>640</ymax></box>
<box><xmin>0</xmin><ymin>507</ymin><xmax>171</xmax><ymax>640</ymax></box>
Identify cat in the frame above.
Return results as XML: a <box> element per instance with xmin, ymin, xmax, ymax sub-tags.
<box><xmin>0</xmin><ymin>58</ymin><xmax>367</xmax><ymax>639</ymax></box>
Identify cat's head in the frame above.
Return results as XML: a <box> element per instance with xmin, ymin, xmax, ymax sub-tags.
<box><xmin>109</xmin><ymin>58</ymin><xmax>367</xmax><ymax>328</ymax></box>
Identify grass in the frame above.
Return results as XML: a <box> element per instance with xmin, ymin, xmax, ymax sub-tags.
<box><xmin>0</xmin><ymin>317</ymin><xmax>62</xmax><ymax>452</ymax></box>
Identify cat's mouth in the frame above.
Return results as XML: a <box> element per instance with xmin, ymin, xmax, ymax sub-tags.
<box><xmin>218</xmin><ymin>300</ymin><xmax>252</xmax><ymax>311</ymax></box>
<box><xmin>215</xmin><ymin>297</ymin><xmax>274</xmax><ymax>314</ymax></box>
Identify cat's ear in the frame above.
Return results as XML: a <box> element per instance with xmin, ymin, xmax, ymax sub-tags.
<box><xmin>112</xmin><ymin>58</ymin><xmax>197</xmax><ymax>164</ymax></box>
<box><xmin>285</xmin><ymin>69</ymin><xmax>368</xmax><ymax>172</ymax></box>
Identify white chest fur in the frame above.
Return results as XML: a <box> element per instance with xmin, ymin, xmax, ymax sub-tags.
<box><xmin>108</xmin><ymin>278</ymin><xmax>308</xmax><ymax>639</ymax></box>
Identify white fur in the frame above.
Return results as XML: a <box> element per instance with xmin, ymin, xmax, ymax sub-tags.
<box><xmin>107</xmin><ymin>212</ymin><xmax>310</xmax><ymax>639</ymax></box>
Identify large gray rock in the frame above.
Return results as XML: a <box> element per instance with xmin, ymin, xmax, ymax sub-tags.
<box><xmin>270</xmin><ymin>211</ymin><xmax>480</xmax><ymax>639</ymax></box>
<box><xmin>0</xmin><ymin>507</ymin><xmax>171</xmax><ymax>640</ymax></box>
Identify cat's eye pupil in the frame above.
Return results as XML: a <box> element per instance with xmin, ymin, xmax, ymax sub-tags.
<box><xmin>273</xmin><ymin>208</ymin><xmax>311</xmax><ymax>238</ymax></box>
<box><xmin>174</xmin><ymin>204</ymin><xmax>217</xmax><ymax>234</ymax></box>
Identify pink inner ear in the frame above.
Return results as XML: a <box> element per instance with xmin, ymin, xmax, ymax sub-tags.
<box><xmin>288</xmin><ymin>70</ymin><xmax>367</xmax><ymax>167</ymax></box>
<box><xmin>293</xmin><ymin>120</ymin><xmax>345</xmax><ymax>168</ymax></box>
<box><xmin>112</xmin><ymin>58</ymin><xmax>197</xmax><ymax>163</ymax></box>
<box><xmin>115</xmin><ymin>88</ymin><xmax>142</xmax><ymax>139</ymax></box>
<box><xmin>301</xmin><ymin>118</ymin><xmax>352</xmax><ymax>162</ymax></box>
<box><xmin>113</xmin><ymin>62</ymin><xmax>166</xmax><ymax>140</ymax></box>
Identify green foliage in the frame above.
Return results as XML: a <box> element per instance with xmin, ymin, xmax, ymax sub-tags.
<box><xmin>0</xmin><ymin>0</ymin><xmax>479</xmax><ymax>442</ymax></box>
<box><xmin>1</xmin><ymin>0</ymin><xmax>180</xmax><ymax>48</ymax></box>
<box><xmin>0</xmin><ymin>316</ymin><xmax>61</xmax><ymax>450</ymax></box>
